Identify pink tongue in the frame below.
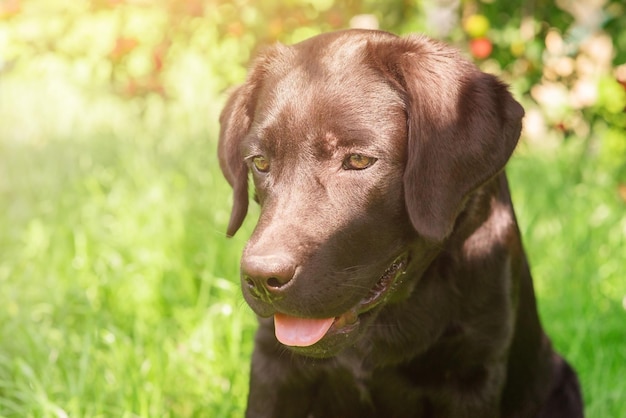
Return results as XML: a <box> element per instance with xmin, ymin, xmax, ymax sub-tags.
<box><xmin>274</xmin><ymin>313</ymin><xmax>335</xmax><ymax>347</ymax></box>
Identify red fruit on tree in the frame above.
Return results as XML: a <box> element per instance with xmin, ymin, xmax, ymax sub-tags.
<box><xmin>470</xmin><ymin>37</ymin><xmax>493</xmax><ymax>60</ymax></box>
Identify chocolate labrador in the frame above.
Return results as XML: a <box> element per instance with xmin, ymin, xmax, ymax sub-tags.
<box><xmin>218</xmin><ymin>29</ymin><xmax>583</xmax><ymax>417</ymax></box>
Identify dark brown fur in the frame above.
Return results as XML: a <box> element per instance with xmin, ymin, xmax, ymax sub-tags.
<box><xmin>218</xmin><ymin>29</ymin><xmax>583</xmax><ymax>417</ymax></box>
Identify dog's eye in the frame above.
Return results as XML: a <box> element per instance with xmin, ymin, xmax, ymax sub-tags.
<box><xmin>343</xmin><ymin>154</ymin><xmax>377</xmax><ymax>170</ymax></box>
<box><xmin>252</xmin><ymin>155</ymin><xmax>270</xmax><ymax>173</ymax></box>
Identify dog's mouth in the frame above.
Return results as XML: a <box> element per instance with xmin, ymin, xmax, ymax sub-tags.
<box><xmin>273</xmin><ymin>253</ymin><xmax>409</xmax><ymax>348</ymax></box>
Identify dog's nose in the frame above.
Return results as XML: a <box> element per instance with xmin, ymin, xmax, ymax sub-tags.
<box><xmin>241</xmin><ymin>254</ymin><xmax>296</xmax><ymax>300</ymax></box>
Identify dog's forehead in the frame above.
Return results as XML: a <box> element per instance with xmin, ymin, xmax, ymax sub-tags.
<box><xmin>253</xmin><ymin>84</ymin><xmax>404</xmax><ymax>162</ymax></box>
<box><xmin>250</xmin><ymin>44</ymin><xmax>405</xmax><ymax>159</ymax></box>
<box><xmin>256</xmin><ymin>32</ymin><xmax>396</xmax><ymax>111</ymax></box>
<box><xmin>258</xmin><ymin>44</ymin><xmax>376</xmax><ymax>110</ymax></box>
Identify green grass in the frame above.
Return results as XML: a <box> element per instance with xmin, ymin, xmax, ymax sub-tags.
<box><xmin>508</xmin><ymin>142</ymin><xmax>626</xmax><ymax>417</ymax></box>
<box><xmin>0</xmin><ymin>135</ymin><xmax>257</xmax><ymax>417</ymax></box>
<box><xmin>0</xmin><ymin>131</ymin><xmax>624</xmax><ymax>417</ymax></box>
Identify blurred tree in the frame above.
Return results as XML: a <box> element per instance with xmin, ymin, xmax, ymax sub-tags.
<box><xmin>0</xmin><ymin>0</ymin><xmax>624</xmax><ymax>181</ymax></box>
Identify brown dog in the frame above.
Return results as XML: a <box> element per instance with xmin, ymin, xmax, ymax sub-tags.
<box><xmin>219</xmin><ymin>29</ymin><xmax>583</xmax><ymax>417</ymax></box>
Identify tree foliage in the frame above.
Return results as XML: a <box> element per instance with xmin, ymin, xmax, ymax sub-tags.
<box><xmin>0</xmin><ymin>0</ymin><xmax>624</xmax><ymax>173</ymax></box>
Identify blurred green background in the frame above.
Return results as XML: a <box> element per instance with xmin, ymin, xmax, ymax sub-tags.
<box><xmin>0</xmin><ymin>0</ymin><xmax>624</xmax><ymax>417</ymax></box>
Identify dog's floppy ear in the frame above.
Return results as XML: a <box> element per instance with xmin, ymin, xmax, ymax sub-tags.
<box><xmin>218</xmin><ymin>84</ymin><xmax>252</xmax><ymax>237</ymax></box>
<box><xmin>370</xmin><ymin>36</ymin><xmax>524</xmax><ymax>242</ymax></box>
<box><xmin>218</xmin><ymin>46</ymin><xmax>286</xmax><ymax>237</ymax></box>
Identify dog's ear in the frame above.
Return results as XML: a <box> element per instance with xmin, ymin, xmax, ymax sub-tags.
<box><xmin>369</xmin><ymin>36</ymin><xmax>524</xmax><ymax>242</ymax></box>
<box><xmin>218</xmin><ymin>84</ymin><xmax>252</xmax><ymax>237</ymax></box>
<box><xmin>218</xmin><ymin>46</ymin><xmax>287</xmax><ymax>237</ymax></box>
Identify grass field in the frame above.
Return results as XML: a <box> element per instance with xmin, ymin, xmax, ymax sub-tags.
<box><xmin>0</xmin><ymin>115</ymin><xmax>624</xmax><ymax>416</ymax></box>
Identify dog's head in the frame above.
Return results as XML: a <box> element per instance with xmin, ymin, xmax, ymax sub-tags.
<box><xmin>218</xmin><ymin>30</ymin><xmax>524</xmax><ymax>357</ymax></box>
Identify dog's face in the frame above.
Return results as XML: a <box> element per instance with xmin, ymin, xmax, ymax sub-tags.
<box><xmin>219</xmin><ymin>30</ymin><xmax>524</xmax><ymax>357</ymax></box>
<box><xmin>236</xmin><ymin>52</ymin><xmax>425</xmax><ymax>357</ymax></box>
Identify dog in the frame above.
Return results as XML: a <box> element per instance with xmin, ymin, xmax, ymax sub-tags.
<box><xmin>218</xmin><ymin>29</ymin><xmax>583</xmax><ymax>417</ymax></box>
